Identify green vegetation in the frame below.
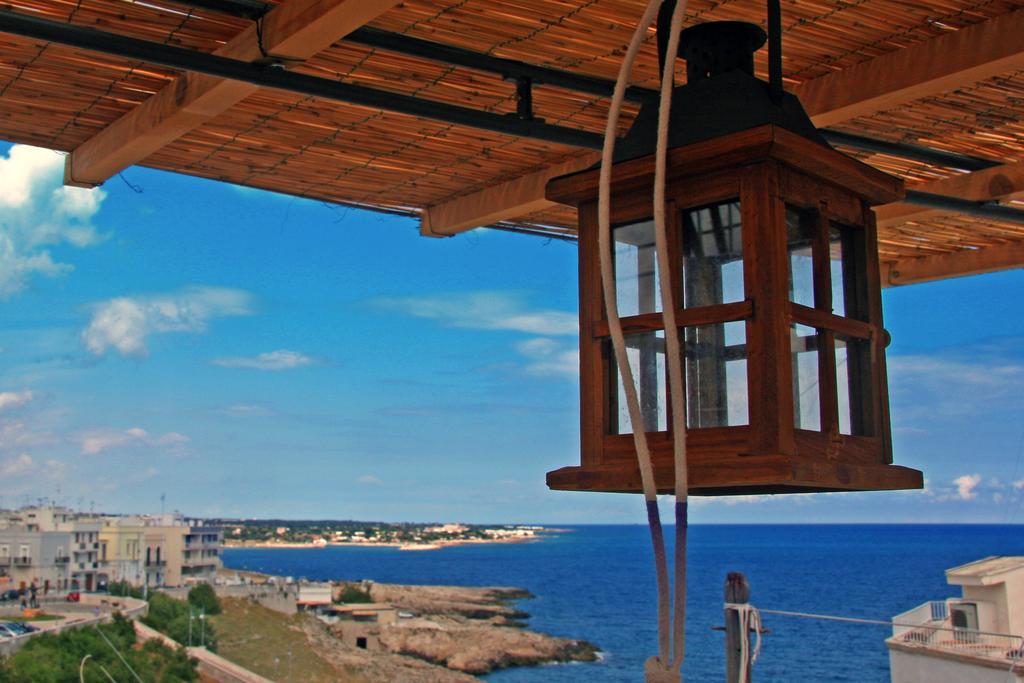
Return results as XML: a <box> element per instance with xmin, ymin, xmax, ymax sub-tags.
<box><xmin>108</xmin><ymin>581</ymin><xmax>145</xmax><ymax>599</ymax></box>
<box><xmin>142</xmin><ymin>593</ymin><xmax>219</xmax><ymax>652</ymax></box>
<box><xmin>335</xmin><ymin>583</ymin><xmax>372</xmax><ymax>604</ymax></box>
<box><xmin>213</xmin><ymin>598</ymin><xmax>368</xmax><ymax>683</ymax></box>
<box><xmin>186</xmin><ymin>583</ymin><xmax>222</xmax><ymax>615</ymax></box>
<box><xmin>0</xmin><ymin>613</ymin><xmax>197</xmax><ymax>682</ymax></box>
<box><xmin>3</xmin><ymin>614</ymin><xmax>63</xmax><ymax>623</ymax></box>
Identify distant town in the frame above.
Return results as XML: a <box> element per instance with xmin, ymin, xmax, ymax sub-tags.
<box><xmin>212</xmin><ymin>518</ymin><xmax>551</xmax><ymax>550</ymax></box>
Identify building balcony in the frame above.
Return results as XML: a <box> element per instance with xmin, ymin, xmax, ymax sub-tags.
<box><xmin>12</xmin><ymin>556</ymin><xmax>32</xmax><ymax>567</ymax></box>
<box><xmin>182</xmin><ymin>556</ymin><xmax>219</xmax><ymax>568</ymax></box>
<box><xmin>886</xmin><ymin>601</ymin><xmax>1024</xmax><ymax>665</ymax></box>
<box><xmin>185</xmin><ymin>541</ymin><xmax>222</xmax><ymax>551</ymax></box>
<box><xmin>145</xmin><ymin>560</ymin><xmax>167</xmax><ymax>571</ymax></box>
<box><xmin>54</xmin><ymin>556</ymin><xmax>70</xmax><ymax>564</ymax></box>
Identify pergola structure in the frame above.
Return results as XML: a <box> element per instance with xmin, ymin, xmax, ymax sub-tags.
<box><xmin>0</xmin><ymin>0</ymin><xmax>1022</xmax><ymax>286</ymax></box>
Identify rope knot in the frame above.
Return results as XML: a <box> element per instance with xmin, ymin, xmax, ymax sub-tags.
<box><xmin>644</xmin><ymin>656</ymin><xmax>681</xmax><ymax>683</ymax></box>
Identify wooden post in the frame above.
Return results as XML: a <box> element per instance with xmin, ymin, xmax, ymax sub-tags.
<box><xmin>725</xmin><ymin>572</ymin><xmax>751</xmax><ymax>683</ymax></box>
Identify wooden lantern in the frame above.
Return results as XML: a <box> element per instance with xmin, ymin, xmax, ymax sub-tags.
<box><xmin>545</xmin><ymin>23</ymin><xmax>923</xmax><ymax>496</ymax></box>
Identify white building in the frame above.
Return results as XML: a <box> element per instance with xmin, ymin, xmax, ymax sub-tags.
<box><xmin>887</xmin><ymin>556</ymin><xmax>1024</xmax><ymax>683</ymax></box>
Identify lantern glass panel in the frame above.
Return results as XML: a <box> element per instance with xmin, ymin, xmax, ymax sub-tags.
<box><xmin>786</xmin><ymin>205</ymin><xmax>816</xmax><ymax>308</ymax></box>
<box><xmin>835</xmin><ymin>335</ymin><xmax>873</xmax><ymax>436</ymax></box>
<box><xmin>681</xmin><ymin>201</ymin><xmax>744</xmax><ymax>308</ymax></box>
<box><xmin>829</xmin><ymin>223</ymin><xmax>868</xmax><ymax>321</ymax></box>
<box><xmin>614</xmin><ymin>219</ymin><xmax>661</xmax><ymax>316</ymax></box>
<box><xmin>791</xmin><ymin>323</ymin><xmax>821</xmax><ymax>431</ymax></box>
<box><xmin>684</xmin><ymin>321</ymin><xmax>748</xmax><ymax>428</ymax></box>
<box><xmin>610</xmin><ymin>331</ymin><xmax>667</xmax><ymax>434</ymax></box>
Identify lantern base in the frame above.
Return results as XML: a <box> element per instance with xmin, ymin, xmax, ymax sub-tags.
<box><xmin>546</xmin><ymin>456</ymin><xmax>923</xmax><ymax>495</ymax></box>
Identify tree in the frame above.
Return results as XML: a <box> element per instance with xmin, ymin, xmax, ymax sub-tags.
<box><xmin>187</xmin><ymin>583</ymin><xmax>221</xmax><ymax>615</ymax></box>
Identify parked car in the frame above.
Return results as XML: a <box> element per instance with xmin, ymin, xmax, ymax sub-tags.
<box><xmin>65</xmin><ymin>591</ymin><xmax>80</xmax><ymax>602</ymax></box>
<box><xmin>0</xmin><ymin>624</ymin><xmax>21</xmax><ymax>638</ymax></box>
<box><xmin>0</xmin><ymin>622</ymin><xmax>36</xmax><ymax>636</ymax></box>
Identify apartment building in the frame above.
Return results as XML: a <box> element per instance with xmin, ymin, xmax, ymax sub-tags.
<box><xmin>0</xmin><ymin>507</ymin><xmax>223</xmax><ymax>592</ymax></box>
<box><xmin>182</xmin><ymin>523</ymin><xmax>223</xmax><ymax>584</ymax></box>
<box><xmin>0</xmin><ymin>527</ymin><xmax>71</xmax><ymax>592</ymax></box>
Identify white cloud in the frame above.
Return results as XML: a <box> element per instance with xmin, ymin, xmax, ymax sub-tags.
<box><xmin>0</xmin><ymin>390</ymin><xmax>33</xmax><ymax>412</ymax></box>
<box><xmin>357</xmin><ymin>474</ymin><xmax>382</xmax><ymax>485</ymax></box>
<box><xmin>0</xmin><ymin>453</ymin><xmax>35</xmax><ymax>477</ymax></box>
<box><xmin>0</xmin><ymin>145</ymin><xmax>107</xmax><ymax>297</ymax></box>
<box><xmin>889</xmin><ymin>350</ymin><xmax>1024</xmax><ymax>424</ymax></box>
<box><xmin>375</xmin><ymin>291</ymin><xmax>577</xmax><ymax>336</ymax></box>
<box><xmin>81</xmin><ymin>286</ymin><xmax>254</xmax><ymax>357</ymax></box>
<box><xmin>212</xmin><ymin>349</ymin><xmax>314</xmax><ymax>371</ymax></box>
<box><xmin>78</xmin><ymin>427</ymin><xmax>190</xmax><ymax>455</ymax></box>
<box><xmin>953</xmin><ymin>474</ymin><xmax>982</xmax><ymax>501</ymax></box>
<box><xmin>515</xmin><ymin>337</ymin><xmax>579</xmax><ymax>378</ymax></box>
<box><xmin>1014</xmin><ymin>479</ymin><xmax>1024</xmax><ymax>491</ymax></box>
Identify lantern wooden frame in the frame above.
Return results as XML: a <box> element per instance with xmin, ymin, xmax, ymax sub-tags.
<box><xmin>546</xmin><ymin>125</ymin><xmax>924</xmax><ymax>495</ymax></box>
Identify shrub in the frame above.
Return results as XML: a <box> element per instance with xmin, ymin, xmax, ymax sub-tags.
<box><xmin>335</xmin><ymin>583</ymin><xmax>372</xmax><ymax>604</ymax></box>
<box><xmin>108</xmin><ymin>581</ymin><xmax>145</xmax><ymax>599</ymax></box>
<box><xmin>187</xmin><ymin>583</ymin><xmax>222</xmax><ymax>615</ymax></box>
<box><xmin>142</xmin><ymin>593</ymin><xmax>218</xmax><ymax>652</ymax></box>
<box><xmin>0</xmin><ymin>613</ymin><xmax>197</xmax><ymax>682</ymax></box>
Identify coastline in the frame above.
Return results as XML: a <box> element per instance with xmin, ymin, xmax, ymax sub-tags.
<box><xmin>225</xmin><ymin>530</ymin><xmax>559</xmax><ymax>551</ymax></box>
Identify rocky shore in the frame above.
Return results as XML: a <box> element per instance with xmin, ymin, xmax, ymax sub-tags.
<box><xmin>285</xmin><ymin>581</ymin><xmax>597</xmax><ymax>679</ymax></box>
<box><xmin>361</xmin><ymin>583</ymin><xmax>598</xmax><ymax>674</ymax></box>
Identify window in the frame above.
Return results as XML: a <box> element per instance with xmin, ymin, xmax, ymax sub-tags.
<box><xmin>791</xmin><ymin>324</ymin><xmax>821</xmax><ymax>431</ymax></box>
<box><xmin>682</xmin><ymin>201</ymin><xmax>743</xmax><ymax>308</ymax></box>
<box><xmin>786</xmin><ymin>206</ymin><xmax>816</xmax><ymax>307</ymax></box>
<box><xmin>829</xmin><ymin>222</ymin><xmax>868</xmax><ymax>321</ymax></box>
<box><xmin>685</xmin><ymin>321</ymin><xmax>748</xmax><ymax>427</ymax></box>
<box><xmin>614</xmin><ymin>220</ymin><xmax>660</xmax><ymax>316</ymax></box>
<box><xmin>835</xmin><ymin>335</ymin><xmax>873</xmax><ymax>436</ymax></box>
<box><xmin>610</xmin><ymin>332</ymin><xmax>666</xmax><ymax>434</ymax></box>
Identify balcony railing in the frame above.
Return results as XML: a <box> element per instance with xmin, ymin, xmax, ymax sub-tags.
<box><xmin>54</xmin><ymin>556</ymin><xmax>70</xmax><ymax>564</ymax></box>
<box><xmin>12</xmin><ymin>556</ymin><xmax>32</xmax><ymax>566</ymax></box>
<box><xmin>888</xmin><ymin>601</ymin><xmax>1024</xmax><ymax>664</ymax></box>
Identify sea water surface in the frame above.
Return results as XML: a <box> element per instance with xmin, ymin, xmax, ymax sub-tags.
<box><xmin>222</xmin><ymin>525</ymin><xmax>1024</xmax><ymax>681</ymax></box>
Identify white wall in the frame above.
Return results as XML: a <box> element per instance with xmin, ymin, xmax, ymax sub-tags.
<box><xmin>890</xmin><ymin>649</ymin><xmax>1023</xmax><ymax>683</ymax></box>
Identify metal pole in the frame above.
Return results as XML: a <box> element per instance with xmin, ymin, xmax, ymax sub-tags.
<box><xmin>767</xmin><ymin>0</ymin><xmax>783</xmax><ymax>102</ymax></box>
<box><xmin>188</xmin><ymin>608</ymin><xmax>192</xmax><ymax>647</ymax></box>
<box><xmin>725</xmin><ymin>572</ymin><xmax>751</xmax><ymax>683</ymax></box>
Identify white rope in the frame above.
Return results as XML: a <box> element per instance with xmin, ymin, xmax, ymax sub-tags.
<box><xmin>725</xmin><ymin>602</ymin><xmax>763</xmax><ymax>681</ymax></box>
<box><xmin>654</xmin><ymin>0</ymin><xmax>690</xmax><ymax>671</ymax></box>
<box><xmin>597</xmin><ymin>1</ymin><xmax>689</xmax><ymax>680</ymax></box>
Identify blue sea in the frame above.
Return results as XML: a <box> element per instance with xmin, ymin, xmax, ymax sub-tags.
<box><xmin>222</xmin><ymin>525</ymin><xmax>1024</xmax><ymax>681</ymax></box>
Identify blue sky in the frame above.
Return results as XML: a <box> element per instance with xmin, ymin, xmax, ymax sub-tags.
<box><xmin>0</xmin><ymin>141</ymin><xmax>1022</xmax><ymax>524</ymax></box>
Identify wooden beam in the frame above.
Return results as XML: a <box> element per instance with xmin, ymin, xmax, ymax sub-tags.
<box><xmin>420</xmin><ymin>9</ymin><xmax>1024</xmax><ymax>237</ymax></box>
<box><xmin>64</xmin><ymin>0</ymin><xmax>401</xmax><ymax>187</ymax></box>
<box><xmin>875</xmin><ymin>160</ymin><xmax>1024</xmax><ymax>228</ymax></box>
<box><xmin>882</xmin><ymin>242</ymin><xmax>1024</xmax><ymax>287</ymax></box>
<box><xmin>794</xmin><ymin>8</ymin><xmax>1024</xmax><ymax>128</ymax></box>
<box><xmin>420</xmin><ymin>155</ymin><xmax>598</xmax><ymax>237</ymax></box>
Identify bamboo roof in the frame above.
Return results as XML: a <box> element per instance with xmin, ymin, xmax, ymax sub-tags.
<box><xmin>0</xmin><ymin>0</ymin><xmax>1022</xmax><ymax>285</ymax></box>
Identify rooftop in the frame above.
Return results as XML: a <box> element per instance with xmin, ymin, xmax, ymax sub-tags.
<box><xmin>0</xmin><ymin>0</ymin><xmax>1021</xmax><ymax>286</ymax></box>
<box><xmin>947</xmin><ymin>556</ymin><xmax>1024</xmax><ymax>586</ymax></box>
